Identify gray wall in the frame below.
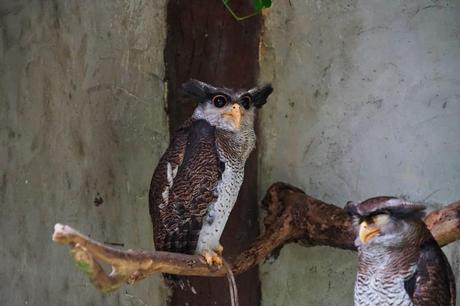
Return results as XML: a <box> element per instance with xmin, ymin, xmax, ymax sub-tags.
<box><xmin>2</xmin><ymin>0</ymin><xmax>460</xmax><ymax>305</ymax></box>
<box><xmin>0</xmin><ymin>1</ymin><xmax>168</xmax><ymax>305</ymax></box>
<box><xmin>258</xmin><ymin>0</ymin><xmax>460</xmax><ymax>305</ymax></box>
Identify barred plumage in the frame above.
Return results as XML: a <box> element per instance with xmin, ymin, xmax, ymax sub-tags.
<box><xmin>149</xmin><ymin>79</ymin><xmax>272</xmax><ymax>289</ymax></box>
<box><xmin>346</xmin><ymin>197</ymin><xmax>455</xmax><ymax>306</ymax></box>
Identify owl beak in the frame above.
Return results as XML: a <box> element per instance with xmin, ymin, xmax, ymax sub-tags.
<box><xmin>359</xmin><ymin>221</ymin><xmax>380</xmax><ymax>244</ymax></box>
<box><xmin>223</xmin><ymin>103</ymin><xmax>242</xmax><ymax>129</ymax></box>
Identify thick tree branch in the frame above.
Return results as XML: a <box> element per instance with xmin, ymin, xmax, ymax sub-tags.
<box><xmin>52</xmin><ymin>182</ymin><xmax>460</xmax><ymax>292</ymax></box>
<box><xmin>424</xmin><ymin>200</ymin><xmax>460</xmax><ymax>247</ymax></box>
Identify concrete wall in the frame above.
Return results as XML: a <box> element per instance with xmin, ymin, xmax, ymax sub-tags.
<box><xmin>0</xmin><ymin>1</ymin><xmax>168</xmax><ymax>305</ymax></box>
<box><xmin>2</xmin><ymin>0</ymin><xmax>460</xmax><ymax>305</ymax></box>
<box><xmin>258</xmin><ymin>0</ymin><xmax>460</xmax><ymax>305</ymax></box>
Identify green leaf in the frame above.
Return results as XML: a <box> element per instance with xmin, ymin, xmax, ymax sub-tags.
<box><xmin>253</xmin><ymin>0</ymin><xmax>264</xmax><ymax>10</ymax></box>
<box><xmin>223</xmin><ymin>0</ymin><xmax>272</xmax><ymax>21</ymax></box>
<box><xmin>262</xmin><ymin>0</ymin><xmax>272</xmax><ymax>8</ymax></box>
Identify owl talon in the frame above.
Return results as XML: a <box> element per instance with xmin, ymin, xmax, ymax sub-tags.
<box><xmin>212</xmin><ymin>254</ymin><xmax>223</xmax><ymax>267</ymax></box>
<box><xmin>201</xmin><ymin>250</ymin><xmax>223</xmax><ymax>270</ymax></box>
<box><xmin>214</xmin><ymin>244</ymin><xmax>224</xmax><ymax>256</ymax></box>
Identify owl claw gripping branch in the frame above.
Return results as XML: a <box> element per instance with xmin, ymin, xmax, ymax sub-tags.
<box><xmin>201</xmin><ymin>247</ymin><xmax>223</xmax><ymax>270</ymax></box>
<box><xmin>149</xmin><ymin>79</ymin><xmax>273</xmax><ymax>301</ymax></box>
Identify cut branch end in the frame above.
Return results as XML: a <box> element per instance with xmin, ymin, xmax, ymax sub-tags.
<box><xmin>52</xmin><ymin>183</ymin><xmax>460</xmax><ymax>292</ymax></box>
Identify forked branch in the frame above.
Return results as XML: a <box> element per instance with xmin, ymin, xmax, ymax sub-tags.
<box><xmin>52</xmin><ymin>182</ymin><xmax>460</xmax><ymax>292</ymax></box>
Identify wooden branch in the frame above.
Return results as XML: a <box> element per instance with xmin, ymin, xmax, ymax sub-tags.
<box><xmin>424</xmin><ymin>200</ymin><xmax>460</xmax><ymax>247</ymax></box>
<box><xmin>52</xmin><ymin>224</ymin><xmax>227</xmax><ymax>292</ymax></box>
<box><xmin>52</xmin><ymin>182</ymin><xmax>460</xmax><ymax>292</ymax></box>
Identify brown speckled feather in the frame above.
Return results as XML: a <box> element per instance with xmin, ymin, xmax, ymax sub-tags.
<box><xmin>410</xmin><ymin>237</ymin><xmax>456</xmax><ymax>306</ymax></box>
<box><xmin>149</xmin><ymin>119</ymin><xmax>221</xmax><ymax>254</ymax></box>
<box><xmin>349</xmin><ymin>198</ymin><xmax>456</xmax><ymax>306</ymax></box>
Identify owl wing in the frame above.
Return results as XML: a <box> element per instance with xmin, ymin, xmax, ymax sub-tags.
<box><xmin>404</xmin><ymin>238</ymin><xmax>456</xmax><ymax>305</ymax></box>
<box><xmin>149</xmin><ymin>119</ymin><xmax>221</xmax><ymax>254</ymax></box>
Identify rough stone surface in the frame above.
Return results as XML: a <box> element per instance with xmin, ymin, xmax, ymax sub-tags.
<box><xmin>0</xmin><ymin>1</ymin><xmax>168</xmax><ymax>305</ymax></box>
<box><xmin>258</xmin><ymin>0</ymin><xmax>460</xmax><ymax>305</ymax></box>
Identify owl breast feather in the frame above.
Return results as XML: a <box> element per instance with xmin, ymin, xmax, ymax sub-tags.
<box><xmin>195</xmin><ymin>159</ymin><xmax>245</xmax><ymax>253</ymax></box>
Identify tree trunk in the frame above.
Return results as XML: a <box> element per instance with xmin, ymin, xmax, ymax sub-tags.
<box><xmin>164</xmin><ymin>0</ymin><xmax>262</xmax><ymax>305</ymax></box>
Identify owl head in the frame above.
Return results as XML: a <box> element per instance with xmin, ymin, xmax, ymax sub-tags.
<box><xmin>345</xmin><ymin>197</ymin><xmax>427</xmax><ymax>249</ymax></box>
<box><xmin>181</xmin><ymin>79</ymin><xmax>273</xmax><ymax>132</ymax></box>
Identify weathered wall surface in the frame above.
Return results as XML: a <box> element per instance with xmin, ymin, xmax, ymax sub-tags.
<box><xmin>2</xmin><ymin>0</ymin><xmax>460</xmax><ymax>305</ymax></box>
<box><xmin>258</xmin><ymin>0</ymin><xmax>460</xmax><ymax>305</ymax></box>
<box><xmin>0</xmin><ymin>1</ymin><xmax>168</xmax><ymax>305</ymax></box>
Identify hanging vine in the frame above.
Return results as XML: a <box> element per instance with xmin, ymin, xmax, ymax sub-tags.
<box><xmin>222</xmin><ymin>0</ymin><xmax>272</xmax><ymax>21</ymax></box>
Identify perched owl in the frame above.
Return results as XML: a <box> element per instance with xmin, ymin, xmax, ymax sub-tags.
<box><xmin>345</xmin><ymin>197</ymin><xmax>455</xmax><ymax>306</ymax></box>
<box><xmin>149</xmin><ymin>79</ymin><xmax>273</xmax><ymax>281</ymax></box>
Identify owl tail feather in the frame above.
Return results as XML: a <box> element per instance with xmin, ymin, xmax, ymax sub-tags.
<box><xmin>223</xmin><ymin>259</ymin><xmax>239</xmax><ymax>306</ymax></box>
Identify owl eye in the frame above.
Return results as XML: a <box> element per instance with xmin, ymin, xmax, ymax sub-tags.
<box><xmin>212</xmin><ymin>95</ymin><xmax>228</xmax><ymax>108</ymax></box>
<box><xmin>240</xmin><ymin>95</ymin><xmax>252</xmax><ymax>109</ymax></box>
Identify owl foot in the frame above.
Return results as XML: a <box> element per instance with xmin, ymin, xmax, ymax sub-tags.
<box><xmin>201</xmin><ymin>249</ymin><xmax>223</xmax><ymax>270</ymax></box>
<box><xmin>214</xmin><ymin>243</ymin><xmax>224</xmax><ymax>256</ymax></box>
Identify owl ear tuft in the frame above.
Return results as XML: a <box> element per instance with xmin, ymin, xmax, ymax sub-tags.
<box><xmin>344</xmin><ymin>201</ymin><xmax>359</xmax><ymax>216</ymax></box>
<box><xmin>250</xmin><ymin>84</ymin><xmax>273</xmax><ymax>108</ymax></box>
<box><xmin>180</xmin><ymin>79</ymin><xmax>217</xmax><ymax>102</ymax></box>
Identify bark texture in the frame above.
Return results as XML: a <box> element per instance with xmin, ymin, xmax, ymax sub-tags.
<box><xmin>53</xmin><ymin>182</ymin><xmax>460</xmax><ymax>292</ymax></box>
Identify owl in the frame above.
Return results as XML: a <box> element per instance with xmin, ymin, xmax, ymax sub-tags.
<box><xmin>345</xmin><ymin>197</ymin><xmax>455</xmax><ymax>306</ymax></box>
<box><xmin>149</xmin><ymin>79</ymin><xmax>273</xmax><ymax>282</ymax></box>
